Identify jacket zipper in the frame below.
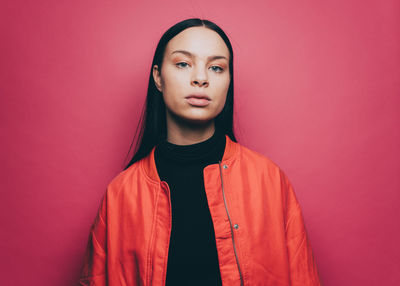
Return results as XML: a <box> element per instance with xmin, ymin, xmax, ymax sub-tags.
<box><xmin>218</xmin><ymin>160</ymin><xmax>244</xmax><ymax>286</ymax></box>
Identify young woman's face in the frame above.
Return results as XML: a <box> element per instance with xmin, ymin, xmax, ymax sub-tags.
<box><xmin>153</xmin><ymin>26</ymin><xmax>231</xmax><ymax>127</ymax></box>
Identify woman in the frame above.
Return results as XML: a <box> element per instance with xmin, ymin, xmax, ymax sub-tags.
<box><xmin>79</xmin><ymin>18</ymin><xmax>322</xmax><ymax>286</ymax></box>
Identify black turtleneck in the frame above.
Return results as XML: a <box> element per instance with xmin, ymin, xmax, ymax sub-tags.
<box><xmin>154</xmin><ymin>128</ymin><xmax>226</xmax><ymax>285</ymax></box>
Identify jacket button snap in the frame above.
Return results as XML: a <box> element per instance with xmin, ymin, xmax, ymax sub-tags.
<box><xmin>223</xmin><ymin>164</ymin><xmax>228</xmax><ymax>169</ymax></box>
<box><xmin>233</xmin><ymin>224</ymin><xmax>239</xmax><ymax>229</ymax></box>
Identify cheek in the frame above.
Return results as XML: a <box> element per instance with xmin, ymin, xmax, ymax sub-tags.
<box><xmin>162</xmin><ymin>67</ymin><xmax>188</xmax><ymax>90</ymax></box>
<box><xmin>215</xmin><ymin>77</ymin><xmax>230</xmax><ymax>109</ymax></box>
<box><xmin>215</xmin><ymin>75</ymin><xmax>230</xmax><ymax>97</ymax></box>
<box><xmin>161</xmin><ymin>72</ymin><xmax>186</xmax><ymax>109</ymax></box>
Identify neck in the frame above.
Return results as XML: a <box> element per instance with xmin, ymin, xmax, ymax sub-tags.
<box><xmin>165</xmin><ymin>112</ymin><xmax>216</xmax><ymax>145</ymax></box>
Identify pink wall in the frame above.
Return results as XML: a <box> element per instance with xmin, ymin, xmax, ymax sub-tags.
<box><xmin>1</xmin><ymin>0</ymin><xmax>399</xmax><ymax>285</ymax></box>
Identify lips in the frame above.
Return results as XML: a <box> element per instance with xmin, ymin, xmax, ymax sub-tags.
<box><xmin>185</xmin><ymin>94</ymin><xmax>211</xmax><ymax>100</ymax></box>
<box><xmin>185</xmin><ymin>94</ymin><xmax>211</xmax><ymax>107</ymax></box>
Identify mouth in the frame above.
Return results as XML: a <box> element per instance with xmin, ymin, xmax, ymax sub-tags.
<box><xmin>185</xmin><ymin>94</ymin><xmax>211</xmax><ymax>107</ymax></box>
<box><xmin>185</xmin><ymin>94</ymin><xmax>211</xmax><ymax>100</ymax></box>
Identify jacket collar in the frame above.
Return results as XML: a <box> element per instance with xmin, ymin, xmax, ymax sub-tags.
<box><xmin>141</xmin><ymin>134</ymin><xmax>238</xmax><ymax>183</ymax></box>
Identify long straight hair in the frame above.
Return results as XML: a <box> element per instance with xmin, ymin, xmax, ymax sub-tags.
<box><xmin>123</xmin><ymin>18</ymin><xmax>237</xmax><ymax>170</ymax></box>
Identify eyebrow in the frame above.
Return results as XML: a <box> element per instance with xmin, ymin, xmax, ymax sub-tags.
<box><xmin>171</xmin><ymin>50</ymin><xmax>228</xmax><ymax>61</ymax></box>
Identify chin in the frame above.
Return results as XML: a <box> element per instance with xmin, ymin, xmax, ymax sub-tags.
<box><xmin>167</xmin><ymin>108</ymin><xmax>217</xmax><ymax>126</ymax></box>
<box><xmin>181</xmin><ymin>115</ymin><xmax>215</xmax><ymax>126</ymax></box>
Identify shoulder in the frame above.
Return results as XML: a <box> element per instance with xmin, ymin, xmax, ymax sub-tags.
<box><xmin>235</xmin><ymin>142</ymin><xmax>298</xmax><ymax>204</ymax></box>
<box><xmin>104</xmin><ymin>160</ymin><xmax>144</xmax><ymax>198</ymax></box>
<box><xmin>236</xmin><ymin>142</ymin><xmax>284</xmax><ymax>176</ymax></box>
<box><xmin>235</xmin><ymin>142</ymin><xmax>295</xmax><ymax>192</ymax></box>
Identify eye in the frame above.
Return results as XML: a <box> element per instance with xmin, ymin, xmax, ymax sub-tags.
<box><xmin>210</xmin><ymin>65</ymin><xmax>224</xmax><ymax>73</ymax></box>
<box><xmin>176</xmin><ymin>62</ymin><xmax>189</xmax><ymax>68</ymax></box>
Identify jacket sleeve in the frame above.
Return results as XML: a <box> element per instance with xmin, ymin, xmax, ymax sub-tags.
<box><xmin>280</xmin><ymin>170</ymin><xmax>322</xmax><ymax>286</ymax></box>
<box><xmin>79</xmin><ymin>192</ymin><xmax>108</xmax><ymax>286</ymax></box>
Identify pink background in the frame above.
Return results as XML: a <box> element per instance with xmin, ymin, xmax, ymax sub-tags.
<box><xmin>1</xmin><ymin>0</ymin><xmax>399</xmax><ymax>285</ymax></box>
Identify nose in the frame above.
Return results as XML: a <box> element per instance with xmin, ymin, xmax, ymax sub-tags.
<box><xmin>191</xmin><ymin>67</ymin><xmax>209</xmax><ymax>87</ymax></box>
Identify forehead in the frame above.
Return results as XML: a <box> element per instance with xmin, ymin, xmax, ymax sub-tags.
<box><xmin>165</xmin><ymin>26</ymin><xmax>230</xmax><ymax>59</ymax></box>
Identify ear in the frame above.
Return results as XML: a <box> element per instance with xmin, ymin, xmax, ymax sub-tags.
<box><xmin>152</xmin><ymin>65</ymin><xmax>163</xmax><ymax>92</ymax></box>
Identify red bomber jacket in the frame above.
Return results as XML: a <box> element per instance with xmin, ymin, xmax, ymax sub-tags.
<box><xmin>79</xmin><ymin>134</ymin><xmax>322</xmax><ymax>286</ymax></box>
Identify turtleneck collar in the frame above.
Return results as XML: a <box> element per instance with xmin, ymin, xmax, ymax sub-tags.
<box><xmin>155</xmin><ymin>127</ymin><xmax>226</xmax><ymax>166</ymax></box>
